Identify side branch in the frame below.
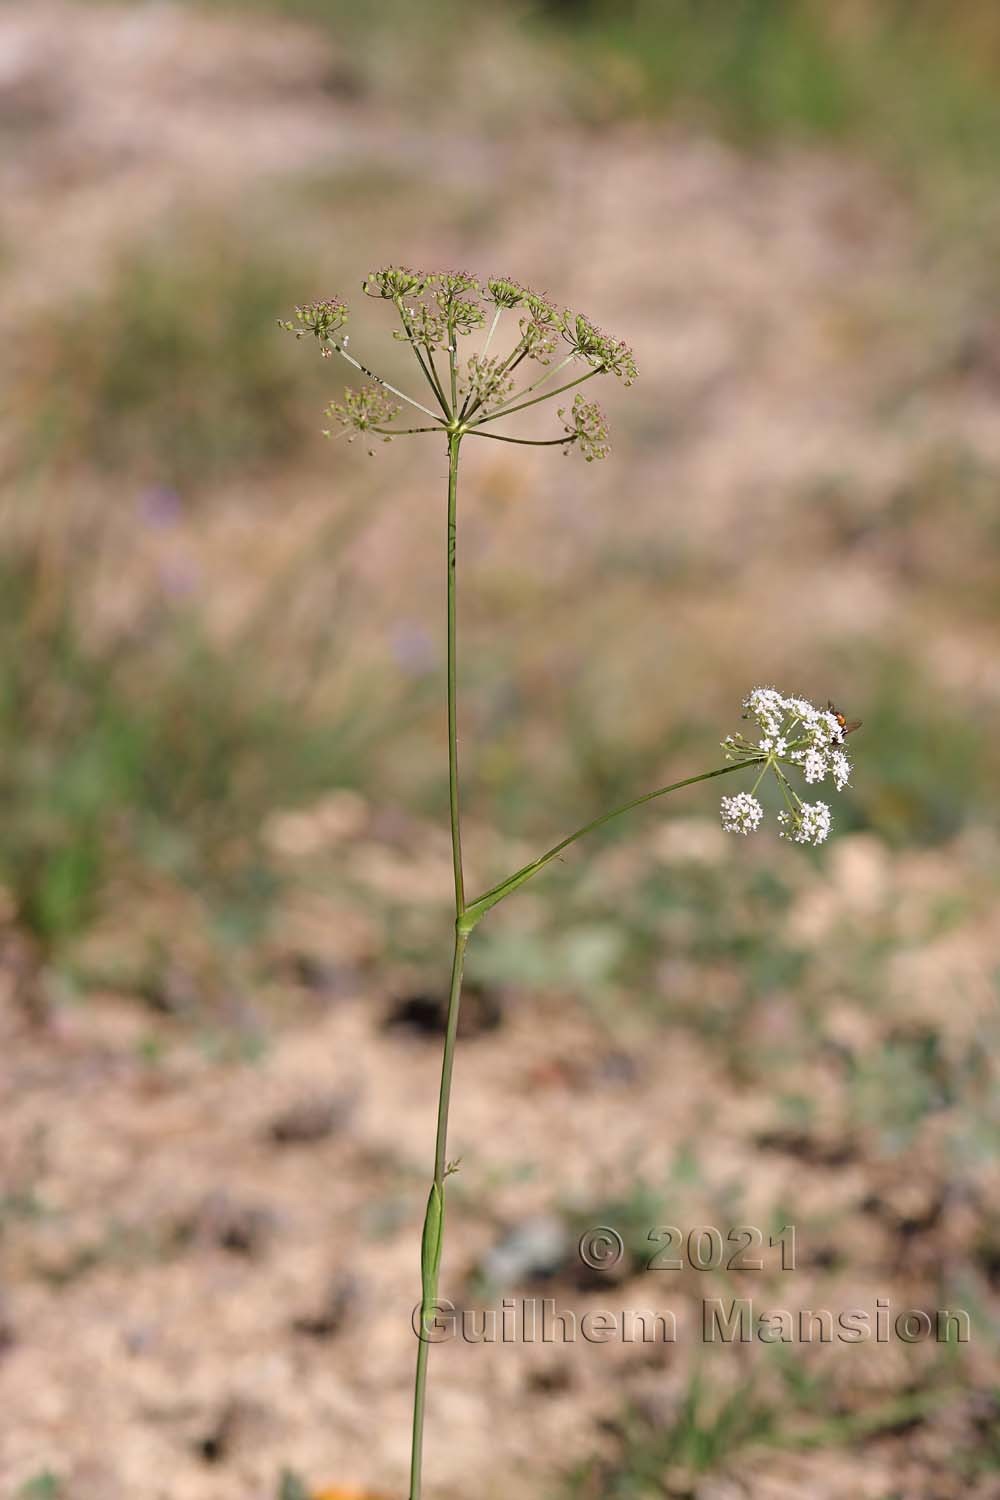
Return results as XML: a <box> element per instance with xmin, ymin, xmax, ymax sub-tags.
<box><xmin>330</xmin><ymin>340</ymin><xmax>445</xmax><ymax>423</ymax></box>
<box><xmin>473</xmin><ymin>366</ymin><xmax>599</xmax><ymax>427</ymax></box>
<box><xmin>460</xmin><ymin>759</ymin><xmax>765</xmax><ymax>929</ymax></box>
<box><xmin>465</xmin><ymin>431</ymin><xmax>576</xmax><ymax>447</ymax></box>
<box><xmin>372</xmin><ymin>425</ymin><xmax>443</xmax><ymax>436</ymax></box>
<box><xmin>395</xmin><ymin>298</ymin><xmax>452</xmax><ymax>418</ymax></box>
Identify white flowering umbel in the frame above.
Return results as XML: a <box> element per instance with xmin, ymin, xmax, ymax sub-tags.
<box><xmin>720</xmin><ymin>688</ymin><xmax>855</xmax><ymax>846</ymax></box>
<box><xmin>720</xmin><ymin>791</ymin><xmax>764</xmax><ymax>835</ymax></box>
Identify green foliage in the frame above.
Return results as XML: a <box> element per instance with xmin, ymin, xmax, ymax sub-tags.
<box><xmin>0</xmin><ymin>553</ymin><xmax>365</xmax><ymax>946</ymax></box>
<box><xmin>17</xmin><ymin>1475</ymin><xmax>61</xmax><ymax>1500</ymax></box>
<box><xmin>540</xmin><ymin>0</ymin><xmax>1000</xmax><ymax>169</ymax></box>
<box><xmin>277</xmin><ymin>1471</ymin><xmax>310</xmax><ymax>1500</ymax></box>
<box><xmin>837</xmin><ymin>659</ymin><xmax>999</xmax><ymax>846</ymax></box>
<box><xmin>561</xmin><ymin>1357</ymin><xmax>963</xmax><ymax>1496</ymax></box>
<box><xmin>635</xmin><ymin>859</ymin><xmax>804</xmax><ymax>999</ymax></box>
<box><xmin>847</xmin><ymin>1025</ymin><xmax>991</xmax><ymax>1151</ymax></box>
<box><xmin>567</xmin><ymin>1179</ymin><xmax>667</xmax><ymax>1270</ymax></box>
<box><xmin>563</xmin><ymin>1368</ymin><xmax>778</xmax><ymax>1497</ymax></box>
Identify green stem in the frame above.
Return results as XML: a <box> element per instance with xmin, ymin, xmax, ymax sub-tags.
<box><xmin>446</xmin><ymin>433</ymin><xmax>465</xmax><ymax>910</ymax></box>
<box><xmin>458</xmin><ymin>307</ymin><xmax>505</xmax><ymax>421</ymax></box>
<box><xmin>371</xmin><ymin>426</ymin><xmax>442</xmax><ymax>436</ymax></box>
<box><xmin>462</xmin><ymin>759</ymin><xmax>764</xmax><ymax>927</ymax></box>
<box><xmin>433</xmin><ymin>930</ymin><xmax>469</xmax><ymax>1181</ymax></box>
<box><xmin>750</xmin><ymin>760</ymin><xmax>770</xmax><ymax>796</ymax></box>
<box><xmin>448</xmin><ymin>324</ymin><xmax>459</xmax><ymax>420</ymax></box>
<box><xmin>466</xmin><ymin>431</ymin><xmax>575</xmax><ymax>447</ymax></box>
<box><xmin>409</xmin><ymin>429</ymin><xmax>468</xmax><ymax>1500</ymax></box>
<box><xmin>426</xmin><ymin>349</ymin><xmax>450</xmax><ymax>413</ymax></box>
<box><xmin>473</xmin><ymin>366</ymin><xmax>599</xmax><ymax>427</ymax></box>
<box><xmin>329</xmin><ymin>339</ymin><xmax>443</xmax><ymax>423</ymax></box>
<box><xmin>461</xmin><ymin>343</ymin><xmax>531</xmax><ymax>425</ymax></box>
<box><xmin>395</xmin><ymin>298</ymin><xmax>452</xmax><ymax>418</ymax></box>
<box><xmin>775</xmin><ymin>765</ymin><xmax>803</xmax><ymax>812</ymax></box>
<box><xmin>481</xmin><ymin>305</ymin><xmax>502</xmax><ymax>361</ymax></box>
<box><xmin>409</xmin><ymin>927</ymin><xmax>467</xmax><ymax>1500</ymax></box>
<box><xmin>416</xmin><ymin>347</ymin><xmax>452</xmax><ymax>418</ymax></box>
<box><xmin>492</xmin><ymin>352</ymin><xmax>573</xmax><ymax>414</ymax></box>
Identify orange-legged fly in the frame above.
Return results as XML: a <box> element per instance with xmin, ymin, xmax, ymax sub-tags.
<box><xmin>828</xmin><ymin>701</ymin><xmax>862</xmax><ymax>737</ymax></box>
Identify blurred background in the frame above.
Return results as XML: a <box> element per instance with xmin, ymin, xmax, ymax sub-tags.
<box><xmin>1</xmin><ymin>2</ymin><xmax>999</xmax><ymax>1497</ymax></box>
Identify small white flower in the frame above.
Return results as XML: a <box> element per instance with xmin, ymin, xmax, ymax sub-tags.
<box><xmin>728</xmin><ymin>689</ymin><xmax>853</xmax><ymax>848</ymax></box>
<box><xmin>801</xmin><ymin>801</ymin><xmax>832</xmax><ymax>844</ymax></box>
<box><xmin>823</xmin><ymin>710</ymin><xmax>845</xmax><ymax>744</ymax></box>
<box><xmin>743</xmin><ymin>686</ymin><xmax>785</xmax><ymax>739</ymax></box>
<box><xmin>744</xmin><ymin>687</ymin><xmax>783</xmax><ymax>714</ymax></box>
<box><xmin>831</xmin><ymin>750</ymin><xmax>851</xmax><ymax>790</ymax></box>
<box><xmin>802</xmin><ymin>748</ymin><xmax>827</xmax><ymax>784</ymax></box>
<box><xmin>720</xmin><ymin>791</ymin><xmax>764</xmax><ymax>836</ymax></box>
<box><xmin>779</xmin><ymin>801</ymin><xmax>832</xmax><ymax>846</ymax></box>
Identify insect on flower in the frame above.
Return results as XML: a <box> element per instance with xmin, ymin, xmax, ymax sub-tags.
<box><xmin>720</xmin><ymin>688</ymin><xmax>860</xmax><ymax>843</ymax></box>
<box><xmin>827</xmin><ymin>701</ymin><xmax>863</xmax><ymax>738</ymax></box>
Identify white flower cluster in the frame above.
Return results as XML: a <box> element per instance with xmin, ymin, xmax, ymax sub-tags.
<box><xmin>778</xmin><ymin>802</ymin><xmax>832</xmax><ymax>846</ymax></box>
<box><xmin>719</xmin><ymin>688</ymin><xmax>857</xmax><ymax>847</ymax></box>
<box><xmin>739</xmin><ymin>688</ymin><xmax>851</xmax><ymax>788</ymax></box>
<box><xmin>720</xmin><ymin>791</ymin><xmax>765</xmax><ymax>836</ymax></box>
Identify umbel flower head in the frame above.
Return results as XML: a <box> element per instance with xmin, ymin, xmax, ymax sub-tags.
<box><xmin>363</xmin><ymin>266</ymin><xmax>429</xmax><ymax>300</ymax></box>
<box><xmin>486</xmin><ymin>277</ymin><xmax>528</xmax><ymax>310</ymax></box>
<box><xmin>279</xmin><ymin>298</ymin><xmax>349</xmax><ymax>343</ymax></box>
<box><xmin>720</xmin><ymin>688</ymin><xmax>857</xmax><ymax>846</ymax></box>
<box><xmin>561</xmin><ymin>312</ymin><xmax>639</xmax><ymax>384</ymax></box>
<box><xmin>281</xmin><ymin>265</ymin><xmax>637</xmax><ymax>459</ymax></box>
<box><xmin>324</xmin><ymin>385</ymin><xmax>401</xmax><ymax>448</ymax></box>
<box><xmin>559</xmin><ymin>394</ymin><xmax>610</xmax><ymax>462</ymax></box>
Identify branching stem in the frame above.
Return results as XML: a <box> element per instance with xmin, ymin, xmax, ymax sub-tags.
<box><xmin>465</xmin><ymin>430</ymin><xmax>575</xmax><ymax>447</ymax></box>
<box><xmin>409</xmin><ymin>428</ymin><xmax>465</xmax><ymax>1500</ymax></box>
<box><xmin>462</xmin><ymin>759</ymin><xmax>765</xmax><ymax>927</ymax></box>
<box><xmin>474</xmin><ymin>366</ymin><xmax>599</xmax><ymax>426</ymax></box>
<box><xmin>330</xmin><ymin>340</ymin><xmax>444</xmax><ymax>422</ymax></box>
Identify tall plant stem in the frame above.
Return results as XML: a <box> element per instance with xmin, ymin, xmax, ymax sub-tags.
<box><xmin>446</xmin><ymin>432</ymin><xmax>465</xmax><ymax>911</ymax></box>
<box><xmin>409</xmin><ymin>925</ymin><xmax>468</xmax><ymax>1500</ymax></box>
<box><xmin>409</xmin><ymin>430</ymin><xmax>467</xmax><ymax>1500</ymax></box>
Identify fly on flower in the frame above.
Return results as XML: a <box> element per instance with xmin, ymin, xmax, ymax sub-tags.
<box><xmin>827</xmin><ymin>701</ymin><xmax>863</xmax><ymax>737</ymax></box>
<box><xmin>720</xmin><ymin>687</ymin><xmax>858</xmax><ymax>845</ymax></box>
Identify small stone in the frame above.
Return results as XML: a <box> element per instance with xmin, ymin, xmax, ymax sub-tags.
<box><xmin>479</xmin><ymin>1215</ymin><xmax>570</xmax><ymax>1289</ymax></box>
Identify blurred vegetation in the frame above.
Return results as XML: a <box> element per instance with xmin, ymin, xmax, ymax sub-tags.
<box><xmin>0</xmin><ymin>547</ymin><xmax>376</xmax><ymax>947</ymax></box>
<box><xmin>183</xmin><ymin>0</ymin><xmax>1000</xmax><ymax>174</ymax></box>
<box><xmin>539</xmin><ymin>0</ymin><xmax>1000</xmax><ymax>164</ymax></box>
<box><xmin>15</xmin><ymin>1475</ymin><xmax>62</xmax><ymax>1500</ymax></box>
<box><xmin>17</xmin><ymin>226</ymin><xmax>321</xmax><ymax>492</ymax></box>
<box><xmin>40</xmin><ymin>1</ymin><xmax>993</xmax><ymax>965</ymax></box>
<box><xmin>564</xmin><ymin>1369</ymin><xmax>780</xmax><ymax>1496</ymax></box>
<box><xmin>561</xmin><ymin>1358</ymin><xmax>968</xmax><ymax>1498</ymax></box>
